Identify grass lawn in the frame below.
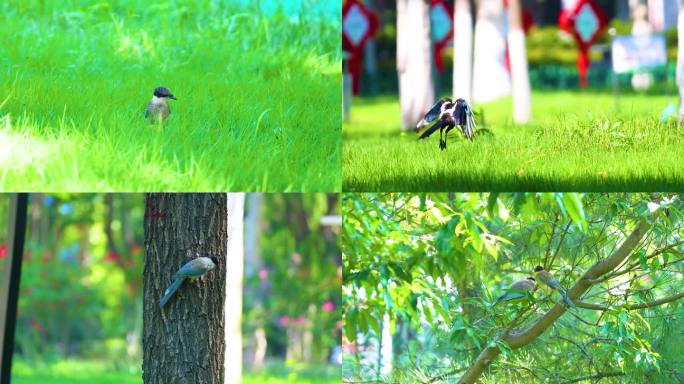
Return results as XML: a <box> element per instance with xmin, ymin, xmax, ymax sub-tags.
<box><xmin>343</xmin><ymin>91</ymin><xmax>684</xmax><ymax>191</ymax></box>
<box><xmin>12</xmin><ymin>359</ymin><xmax>339</xmax><ymax>383</ymax></box>
<box><xmin>0</xmin><ymin>0</ymin><xmax>340</xmax><ymax>192</ymax></box>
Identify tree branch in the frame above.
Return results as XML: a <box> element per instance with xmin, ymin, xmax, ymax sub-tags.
<box><xmin>561</xmin><ymin>371</ymin><xmax>624</xmax><ymax>383</ymax></box>
<box><xmin>575</xmin><ymin>291</ymin><xmax>684</xmax><ymax>311</ymax></box>
<box><xmin>455</xmin><ymin>221</ymin><xmax>651</xmax><ymax>384</ymax></box>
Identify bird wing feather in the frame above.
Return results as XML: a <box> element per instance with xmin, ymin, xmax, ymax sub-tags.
<box><xmin>418</xmin><ymin>119</ymin><xmax>445</xmax><ymax>140</ymax></box>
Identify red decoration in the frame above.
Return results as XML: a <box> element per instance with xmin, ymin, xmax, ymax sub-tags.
<box><xmin>431</xmin><ymin>0</ymin><xmax>454</xmax><ymax>71</ymax></box>
<box><xmin>342</xmin><ymin>0</ymin><xmax>379</xmax><ymax>94</ymax></box>
<box><xmin>561</xmin><ymin>0</ymin><xmax>608</xmax><ymax>87</ymax></box>
<box><xmin>0</xmin><ymin>242</ymin><xmax>5</xmax><ymax>259</ymax></box>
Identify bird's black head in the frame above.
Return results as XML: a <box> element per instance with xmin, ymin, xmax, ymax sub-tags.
<box><xmin>154</xmin><ymin>86</ymin><xmax>176</xmax><ymax>100</ymax></box>
<box><xmin>209</xmin><ymin>256</ymin><xmax>219</xmax><ymax>266</ymax></box>
<box><xmin>527</xmin><ymin>277</ymin><xmax>536</xmax><ymax>281</ymax></box>
<box><xmin>534</xmin><ymin>265</ymin><xmax>544</xmax><ymax>272</ymax></box>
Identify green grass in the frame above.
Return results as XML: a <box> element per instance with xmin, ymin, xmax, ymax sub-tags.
<box><xmin>0</xmin><ymin>0</ymin><xmax>341</xmax><ymax>192</ymax></box>
<box><xmin>343</xmin><ymin>91</ymin><xmax>684</xmax><ymax>191</ymax></box>
<box><xmin>12</xmin><ymin>359</ymin><xmax>141</xmax><ymax>384</ymax></box>
<box><xmin>12</xmin><ymin>359</ymin><xmax>339</xmax><ymax>383</ymax></box>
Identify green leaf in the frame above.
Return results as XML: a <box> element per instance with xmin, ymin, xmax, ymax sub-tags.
<box><xmin>562</xmin><ymin>193</ymin><xmax>586</xmax><ymax>231</ymax></box>
<box><xmin>487</xmin><ymin>193</ymin><xmax>500</xmax><ymax>216</ymax></box>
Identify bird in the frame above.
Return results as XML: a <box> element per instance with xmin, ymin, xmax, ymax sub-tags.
<box><xmin>492</xmin><ymin>277</ymin><xmax>536</xmax><ymax>306</ymax></box>
<box><xmin>159</xmin><ymin>256</ymin><xmax>218</xmax><ymax>307</ymax></box>
<box><xmin>533</xmin><ymin>265</ymin><xmax>576</xmax><ymax>308</ymax></box>
<box><xmin>145</xmin><ymin>86</ymin><xmax>177</xmax><ymax>124</ymax></box>
<box><xmin>416</xmin><ymin>97</ymin><xmax>476</xmax><ymax>150</ymax></box>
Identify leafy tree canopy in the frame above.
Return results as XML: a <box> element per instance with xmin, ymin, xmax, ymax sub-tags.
<box><xmin>343</xmin><ymin>193</ymin><xmax>684</xmax><ymax>383</ymax></box>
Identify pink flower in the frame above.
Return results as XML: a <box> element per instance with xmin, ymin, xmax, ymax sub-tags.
<box><xmin>278</xmin><ymin>316</ymin><xmax>289</xmax><ymax>327</ymax></box>
<box><xmin>0</xmin><ymin>243</ymin><xmax>5</xmax><ymax>259</ymax></box>
<box><xmin>258</xmin><ymin>269</ymin><xmax>268</xmax><ymax>281</ymax></box>
<box><xmin>322</xmin><ymin>300</ymin><xmax>335</xmax><ymax>312</ymax></box>
<box><xmin>292</xmin><ymin>252</ymin><xmax>302</xmax><ymax>265</ymax></box>
<box><xmin>106</xmin><ymin>251</ymin><xmax>119</xmax><ymax>262</ymax></box>
<box><xmin>295</xmin><ymin>315</ymin><xmax>307</xmax><ymax>325</ymax></box>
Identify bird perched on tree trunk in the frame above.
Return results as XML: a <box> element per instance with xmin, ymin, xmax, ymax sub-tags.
<box><xmin>145</xmin><ymin>86</ymin><xmax>176</xmax><ymax>124</ymax></box>
<box><xmin>492</xmin><ymin>277</ymin><xmax>536</xmax><ymax>306</ymax></box>
<box><xmin>534</xmin><ymin>265</ymin><xmax>575</xmax><ymax>308</ymax></box>
<box><xmin>159</xmin><ymin>256</ymin><xmax>218</xmax><ymax>307</ymax></box>
<box><xmin>416</xmin><ymin>97</ymin><xmax>476</xmax><ymax>149</ymax></box>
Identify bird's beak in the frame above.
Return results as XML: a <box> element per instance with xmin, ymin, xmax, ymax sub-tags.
<box><xmin>169</xmin><ymin>95</ymin><xmax>177</xmax><ymax>100</ymax></box>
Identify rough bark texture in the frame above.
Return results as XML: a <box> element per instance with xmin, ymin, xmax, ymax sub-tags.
<box><xmin>457</xmin><ymin>221</ymin><xmax>651</xmax><ymax>384</ymax></box>
<box><xmin>143</xmin><ymin>193</ymin><xmax>227</xmax><ymax>384</ymax></box>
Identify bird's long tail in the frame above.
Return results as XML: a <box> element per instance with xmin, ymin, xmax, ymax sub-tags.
<box><xmin>159</xmin><ymin>277</ymin><xmax>185</xmax><ymax>307</ymax></box>
<box><xmin>462</xmin><ymin>112</ymin><xmax>476</xmax><ymax>141</ymax></box>
<box><xmin>418</xmin><ymin>120</ymin><xmax>444</xmax><ymax>140</ymax></box>
<box><xmin>559</xmin><ymin>288</ymin><xmax>576</xmax><ymax>308</ymax></box>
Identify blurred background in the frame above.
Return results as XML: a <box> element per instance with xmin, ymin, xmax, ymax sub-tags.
<box><xmin>0</xmin><ymin>193</ymin><xmax>341</xmax><ymax>384</ymax></box>
<box><xmin>345</xmin><ymin>0</ymin><xmax>674</xmax><ymax>97</ymax></box>
<box><xmin>342</xmin><ymin>0</ymin><xmax>684</xmax><ymax>191</ymax></box>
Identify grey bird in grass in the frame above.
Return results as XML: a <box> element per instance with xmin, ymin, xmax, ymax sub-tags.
<box><xmin>159</xmin><ymin>256</ymin><xmax>218</xmax><ymax>307</ymax></box>
<box><xmin>145</xmin><ymin>86</ymin><xmax>177</xmax><ymax>124</ymax></box>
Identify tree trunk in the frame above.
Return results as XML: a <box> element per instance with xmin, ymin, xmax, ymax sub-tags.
<box><xmin>225</xmin><ymin>193</ymin><xmax>244</xmax><ymax>384</ymax></box>
<box><xmin>507</xmin><ymin>0</ymin><xmax>532</xmax><ymax>123</ymax></box>
<box><xmin>472</xmin><ymin>0</ymin><xmax>510</xmax><ymax>103</ymax></box>
<box><xmin>453</xmin><ymin>0</ymin><xmax>473</xmax><ymax>102</ymax></box>
<box><xmin>397</xmin><ymin>0</ymin><xmax>435</xmax><ymax>131</ymax></box>
<box><xmin>244</xmin><ymin>193</ymin><xmax>267</xmax><ymax>370</ymax></box>
<box><xmin>143</xmin><ymin>193</ymin><xmax>227</xmax><ymax>384</ymax></box>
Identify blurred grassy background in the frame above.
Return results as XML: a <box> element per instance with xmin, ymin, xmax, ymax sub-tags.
<box><xmin>0</xmin><ymin>0</ymin><xmax>341</xmax><ymax>191</ymax></box>
<box><xmin>343</xmin><ymin>91</ymin><xmax>684</xmax><ymax>191</ymax></box>
<box><xmin>11</xmin><ymin>359</ymin><xmax>340</xmax><ymax>384</ymax></box>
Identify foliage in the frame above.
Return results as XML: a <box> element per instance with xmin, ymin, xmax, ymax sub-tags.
<box><xmin>0</xmin><ymin>0</ymin><xmax>340</xmax><ymax>191</ymax></box>
<box><xmin>14</xmin><ymin>194</ymin><xmax>144</xmax><ymax>364</ymax></box>
<box><xmin>342</xmin><ymin>193</ymin><xmax>684</xmax><ymax>383</ymax></box>
<box><xmin>343</xmin><ymin>92</ymin><xmax>684</xmax><ymax>191</ymax></box>
<box><xmin>243</xmin><ymin>194</ymin><xmax>341</xmax><ymax>363</ymax></box>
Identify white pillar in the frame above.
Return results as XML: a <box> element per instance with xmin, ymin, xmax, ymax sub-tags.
<box><xmin>397</xmin><ymin>0</ymin><xmax>435</xmax><ymax>130</ymax></box>
<box><xmin>452</xmin><ymin>0</ymin><xmax>473</xmax><ymax>102</ymax></box>
<box><xmin>508</xmin><ymin>0</ymin><xmax>532</xmax><ymax>123</ymax></box>
<box><xmin>472</xmin><ymin>0</ymin><xmax>511</xmax><ymax>103</ymax></box>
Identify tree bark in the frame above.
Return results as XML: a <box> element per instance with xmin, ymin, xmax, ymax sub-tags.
<box><xmin>507</xmin><ymin>0</ymin><xmax>532</xmax><ymax>123</ymax></box>
<box><xmin>397</xmin><ymin>0</ymin><xmax>435</xmax><ymax>130</ymax></box>
<box><xmin>453</xmin><ymin>0</ymin><xmax>473</xmax><ymax>102</ymax></box>
<box><xmin>143</xmin><ymin>193</ymin><xmax>227</xmax><ymax>384</ymax></box>
<box><xmin>457</xmin><ymin>221</ymin><xmax>651</xmax><ymax>384</ymax></box>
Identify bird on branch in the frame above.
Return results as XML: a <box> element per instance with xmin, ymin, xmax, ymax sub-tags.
<box><xmin>416</xmin><ymin>97</ymin><xmax>476</xmax><ymax>150</ymax></box>
<box><xmin>534</xmin><ymin>265</ymin><xmax>576</xmax><ymax>308</ymax></box>
<box><xmin>492</xmin><ymin>277</ymin><xmax>536</xmax><ymax>306</ymax></box>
